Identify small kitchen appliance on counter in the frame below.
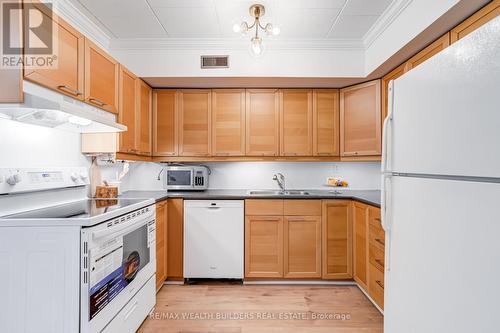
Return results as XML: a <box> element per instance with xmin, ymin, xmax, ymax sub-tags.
<box><xmin>164</xmin><ymin>165</ymin><xmax>209</xmax><ymax>191</ymax></box>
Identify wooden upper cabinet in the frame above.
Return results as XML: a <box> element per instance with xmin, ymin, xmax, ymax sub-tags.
<box><xmin>404</xmin><ymin>33</ymin><xmax>450</xmax><ymax>72</ymax></box>
<box><xmin>381</xmin><ymin>63</ymin><xmax>405</xmax><ymax>126</ymax></box>
<box><xmin>284</xmin><ymin>215</ymin><xmax>322</xmax><ymax>279</ymax></box>
<box><xmin>118</xmin><ymin>66</ymin><xmax>137</xmax><ymax>154</ymax></box>
<box><xmin>340</xmin><ymin>80</ymin><xmax>382</xmax><ymax>157</ymax></box>
<box><xmin>84</xmin><ymin>39</ymin><xmax>119</xmax><ymax>114</ymax></box>
<box><xmin>211</xmin><ymin>89</ymin><xmax>245</xmax><ymax>156</ymax></box>
<box><xmin>245</xmin><ymin>89</ymin><xmax>280</xmax><ymax>156</ymax></box>
<box><xmin>178</xmin><ymin>90</ymin><xmax>211</xmax><ymax>156</ymax></box>
<box><xmin>313</xmin><ymin>89</ymin><xmax>340</xmax><ymax>156</ymax></box>
<box><xmin>24</xmin><ymin>6</ymin><xmax>84</xmax><ymax>100</ymax></box>
<box><xmin>353</xmin><ymin>202</ymin><xmax>369</xmax><ymax>291</ymax></box>
<box><xmin>153</xmin><ymin>90</ymin><xmax>178</xmax><ymax>156</ymax></box>
<box><xmin>137</xmin><ymin>80</ymin><xmax>152</xmax><ymax>156</ymax></box>
<box><xmin>322</xmin><ymin>200</ymin><xmax>352</xmax><ymax>279</ymax></box>
<box><xmin>279</xmin><ymin>89</ymin><xmax>313</xmax><ymax>156</ymax></box>
<box><xmin>155</xmin><ymin>200</ymin><xmax>168</xmax><ymax>290</ymax></box>
<box><xmin>450</xmin><ymin>1</ymin><xmax>500</xmax><ymax>43</ymax></box>
<box><xmin>245</xmin><ymin>215</ymin><xmax>284</xmax><ymax>278</ymax></box>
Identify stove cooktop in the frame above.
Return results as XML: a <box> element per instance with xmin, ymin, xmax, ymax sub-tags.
<box><xmin>2</xmin><ymin>198</ymin><xmax>149</xmax><ymax>220</ymax></box>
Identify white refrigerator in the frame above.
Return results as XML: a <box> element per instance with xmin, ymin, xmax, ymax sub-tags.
<box><xmin>382</xmin><ymin>16</ymin><xmax>500</xmax><ymax>333</ymax></box>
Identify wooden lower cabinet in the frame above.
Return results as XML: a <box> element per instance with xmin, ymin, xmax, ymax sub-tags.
<box><xmin>155</xmin><ymin>200</ymin><xmax>167</xmax><ymax>290</ymax></box>
<box><xmin>284</xmin><ymin>216</ymin><xmax>321</xmax><ymax>278</ymax></box>
<box><xmin>322</xmin><ymin>200</ymin><xmax>352</xmax><ymax>279</ymax></box>
<box><xmin>353</xmin><ymin>201</ymin><xmax>369</xmax><ymax>290</ymax></box>
<box><xmin>367</xmin><ymin>206</ymin><xmax>384</xmax><ymax>309</ymax></box>
<box><xmin>245</xmin><ymin>215</ymin><xmax>284</xmax><ymax>278</ymax></box>
<box><xmin>167</xmin><ymin>198</ymin><xmax>184</xmax><ymax>280</ymax></box>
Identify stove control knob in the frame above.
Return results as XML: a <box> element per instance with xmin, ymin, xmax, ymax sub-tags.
<box><xmin>79</xmin><ymin>173</ymin><xmax>88</xmax><ymax>181</ymax></box>
<box><xmin>6</xmin><ymin>173</ymin><xmax>21</xmax><ymax>185</ymax></box>
<box><xmin>70</xmin><ymin>173</ymin><xmax>79</xmax><ymax>182</ymax></box>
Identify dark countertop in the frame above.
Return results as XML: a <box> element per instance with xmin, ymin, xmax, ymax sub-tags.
<box><xmin>120</xmin><ymin>189</ymin><xmax>381</xmax><ymax>208</ymax></box>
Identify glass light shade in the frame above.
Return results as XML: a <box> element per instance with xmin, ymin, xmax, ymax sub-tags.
<box><xmin>251</xmin><ymin>36</ymin><xmax>263</xmax><ymax>56</ymax></box>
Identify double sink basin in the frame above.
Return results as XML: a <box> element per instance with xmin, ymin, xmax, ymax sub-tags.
<box><xmin>247</xmin><ymin>190</ymin><xmax>311</xmax><ymax>196</ymax></box>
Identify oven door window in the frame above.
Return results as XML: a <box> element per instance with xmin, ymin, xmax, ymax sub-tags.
<box><xmin>88</xmin><ymin>223</ymin><xmax>150</xmax><ymax>320</ymax></box>
<box><xmin>167</xmin><ymin>170</ymin><xmax>192</xmax><ymax>186</ymax></box>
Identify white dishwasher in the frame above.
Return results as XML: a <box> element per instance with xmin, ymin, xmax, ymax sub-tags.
<box><xmin>184</xmin><ymin>200</ymin><xmax>244</xmax><ymax>279</ymax></box>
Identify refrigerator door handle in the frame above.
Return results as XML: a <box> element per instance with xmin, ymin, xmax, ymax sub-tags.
<box><xmin>381</xmin><ymin>80</ymin><xmax>395</xmax><ymax>174</ymax></box>
<box><xmin>381</xmin><ymin>174</ymin><xmax>392</xmax><ymax>271</ymax></box>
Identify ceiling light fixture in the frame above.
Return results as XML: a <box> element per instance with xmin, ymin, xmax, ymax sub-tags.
<box><xmin>233</xmin><ymin>4</ymin><xmax>280</xmax><ymax>56</ymax></box>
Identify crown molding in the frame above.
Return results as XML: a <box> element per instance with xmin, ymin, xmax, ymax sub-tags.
<box><xmin>109</xmin><ymin>38</ymin><xmax>364</xmax><ymax>52</ymax></box>
<box><xmin>52</xmin><ymin>0</ymin><xmax>113</xmax><ymax>50</ymax></box>
<box><xmin>363</xmin><ymin>0</ymin><xmax>413</xmax><ymax>49</ymax></box>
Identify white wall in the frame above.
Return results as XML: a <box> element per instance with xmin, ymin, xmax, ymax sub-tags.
<box><xmin>0</xmin><ymin>118</ymin><xmax>89</xmax><ymax>168</ymax></box>
<box><xmin>105</xmin><ymin>161</ymin><xmax>381</xmax><ymax>192</ymax></box>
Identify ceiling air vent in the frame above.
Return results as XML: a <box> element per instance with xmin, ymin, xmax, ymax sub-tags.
<box><xmin>201</xmin><ymin>55</ymin><xmax>229</xmax><ymax>69</ymax></box>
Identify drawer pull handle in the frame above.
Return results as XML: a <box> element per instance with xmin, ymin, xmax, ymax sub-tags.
<box><xmin>57</xmin><ymin>85</ymin><xmax>82</xmax><ymax>96</ymax></box>
<box><xmin>89</xmin><ymin>97</ymin><xmax>107</xmax><ymax>106</ymax></box>
<box><xmin>375</xmin><ymin>238</ymin><xmax>385</xmax><ymax>246</ymax></box>
<box><xmin>375</xmin><ymin>259</ymin><xmax>384</xmax><ymax>266</ymax></box>
<box><xmin>374</xmin><ymin>218</ymin><xmax>381</xmax><ymax>222</ymax></box>
<box><xmin>376</xmin><ymin>280</ymin><xmax>384</xmax><ymax>289</ymax></box>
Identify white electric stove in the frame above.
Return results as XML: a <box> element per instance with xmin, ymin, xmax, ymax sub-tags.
<box><xmin>0</xmin><ymin>168</ymin><xmax>157</xmax><ymax>333</ymax></box>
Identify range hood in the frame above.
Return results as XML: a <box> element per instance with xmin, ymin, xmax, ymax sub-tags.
<box><xmin>0</xmin><ymin>81</ymin><xmax>126</xmax><ymax>133</ymax></box>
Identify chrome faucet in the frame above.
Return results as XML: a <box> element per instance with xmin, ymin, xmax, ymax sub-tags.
<box><xmin>273</xmin><ymin>173</ymin><xmax>286</xmax><ymax>192</ymax></box>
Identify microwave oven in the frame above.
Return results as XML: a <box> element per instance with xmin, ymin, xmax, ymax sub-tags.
<box><xmin>164</xmin><ymin>165</ymin><xmax>209</xmax><ymax>191</ymax></box>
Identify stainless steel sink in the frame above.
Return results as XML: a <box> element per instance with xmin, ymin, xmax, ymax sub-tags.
<box><xmin>247</xmin><ymin>190</ymin><xmax>310</xmax><ymax>196</ymax></box>
<box><xmin>284</xmin><ymin>190</ymin><xmax>310</xmax><ymax>195</ymax></box>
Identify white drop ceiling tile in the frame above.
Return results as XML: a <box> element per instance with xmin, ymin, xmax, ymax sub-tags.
<box><xmin>77</xmin><ymin>0</ymin><xmax>146</xmax><ymax>17</ymax></box>
<box><xmin>328</xmin><ymin>14</ymin><xmax>379</xmax><ymax>38</ymax></box>
<box><xmin>342</xmin><ymin>0</ymin><xmax>392</xmax><ymax>15</ymax></box>
<box><xmin>148</xmin><ymin>0</ymin><xmax>214</xmax><ymax>8</ymax></box>
<box><xmin>103</xmin><ymin>16</ymin><xmax>167</xmax><ymax>38</ymax></box>
<box><xmin>154</xmin><ymin>7</ymin><xmax>221</xmax><ymax>36</ymax></box>
<box><xmin>277</xmin><ymin>8</ymin><xmax>341</xmax><ymax>38</ymax></box>
<box><xmin>275</xmin><ymin>0</ymin><xmax>346</xmax><ymax>9</ymax></box>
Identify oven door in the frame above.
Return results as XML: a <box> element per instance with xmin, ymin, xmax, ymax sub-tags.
<box><xmin>165</xmin><ymin>167</ymin><xmax>193</xmax><ymax>190</ymax></box>
<box><xmin>80</xmin><ymin>207</ymin><xmax>156</xmax><ymax>333</ymax></box>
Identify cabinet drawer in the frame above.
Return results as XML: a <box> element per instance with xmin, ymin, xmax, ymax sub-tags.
<box><xmin>369</xmin><ymin>217</ymin><xmax>385</xmax><ymax>250</ymax></box>
<box><xmin>368</xmin><ymin>263</ymin><xmax>384</xmax><ymax>309</ymax></box>
<box><xmin>245</xmin><ymin>199</ymin><xmax>283</xmax><ymax>216</ymax></box>
<box><xmin>369</xmin><ymin>243</ymin><xmax>384</xmax><ymax>272</ymax></box>
<box><xmin>283</xmin><ymin>200</ymin><xmax>321</xmax><ymax>216</ymax></box>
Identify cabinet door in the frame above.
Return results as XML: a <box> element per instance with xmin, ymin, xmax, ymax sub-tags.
<box><xmin>245</xmin><ymin>216</ymin><xmax>283</xmax><ymax>278</ymax></box>
<box><xmin>84</xmin><ymin>39</ymin><xmax>119</xmax><ymax>113</ymax></box>
<box><xmin>245</xmin><ymin>89</ymin><xmax>279</xmax><ymax>156</ymax></box>
<box><xmin>284</xmin><ymin>216</ymin><xmax>321</xmax><ymax>278</ymax></box>
<box><xmin>118</xmin><ymin>66</ymin><xmax>137</xmax><ymax>154</ymax></box>
<box><xmin>155</xmin><ymin>201</ymin><xmax>167</xmax><ymax>290</ymax></box>
<box><xmin>353</xmin><ymin>202</ymin><xmax>368</xmax><ymax>290</ymax></box>
<box><xmin>211</xmin><ymin>89</ymin><xmax>245</xmax><ymax>156</ymax></box>
<box><xmin>340</xmin><ymin>80</ymin><xmax>381</xmax><ymax>157</ymax></box>
<box><xmin>322</xmin><ymin>200</ymin><xmax>352</xmax><ymax>279</ymax></box>
<box><xmin>167</xmin><ymin>199</ymin><xmax>183</xmax><ymax>280</ymax></box>
<box><xmin>313</xmin><ymin>89</ymin><xmax>340</xmax><ymax>156</ymax></box>
<box><xmin>279</xmin><ymin>89</ymin><xmax>313</xmax><ymax>156</ymax></box>
<box><xmin>178</xmin><ymin>90</ymin><xmax>211</xmax><ymax>156</ymax></box>
<box><xmin>137</xmin><ymin>80</ymin><xmax>152</xmax><ymax>156</ymax></box>
<box><xmin>24</xmin><ymin>7</ymin><xmax>84</xmax><ymax>100</ymax></box>
<box><xmin>153</xmin><ymin>90</ymin><xmax>178</xmax><ymax>156</ymax></box>
<box><xmin>381</xmin><ymin>64</ymin><xmax>405</xmax><ymax>126</ymax></box>
<box><xmin>404</xmin><ymin>33</ymin><xmax>450</xmax><ymax>72</ymax></box>
<box><xmin>450</xmin><ymin>1</ymin><xmax>500</xmax><ymax>43</ymax></box>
